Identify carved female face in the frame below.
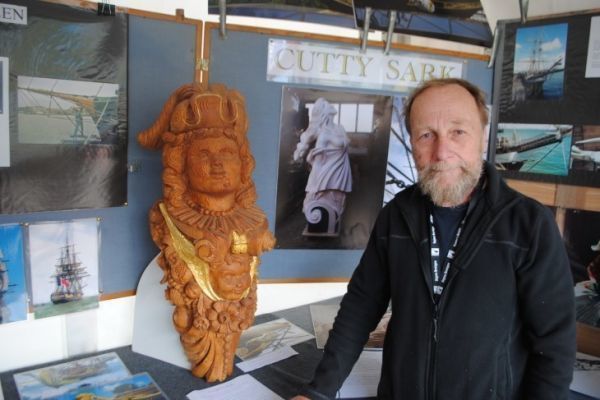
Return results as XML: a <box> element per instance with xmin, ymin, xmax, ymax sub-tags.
<box><xmin>187</xmin><ymin>136</ymin><xmax>243</xmax><ymax>196</ymax></box>
<box><xmin>210</xmin><ymin>254</ymin><xmax>252</xmax><ymax>300</ymax></box>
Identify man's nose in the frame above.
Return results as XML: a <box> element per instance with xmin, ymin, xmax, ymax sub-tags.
<box><xmin>434</xmin><ymin>135</ymin><xmax>453</xmax><ymax>160</ymax></box>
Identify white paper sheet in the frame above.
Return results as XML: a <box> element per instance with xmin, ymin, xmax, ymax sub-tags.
<box><xmin>236</xmin><ymin>345</ymin><xmax>298</xmax><ymax>372</ymax></box>
<box><xmin>186</xmin><ymin>374</ymin><xmax>283</xmax><ymax>400</ymax></box>
<box><xmin>585</xmin><ymin>16</ymin><xmax>600</xmax><ymax>78</ymax></box>
<box><xmin>339</xmin><ymin>350</ymin><xmax>382</xmax><ymax>398</ymax></box>
<box><xmin>570</xmin><ymin>352</ymin><xmax>600</xmax><ymax>398</ymax></box>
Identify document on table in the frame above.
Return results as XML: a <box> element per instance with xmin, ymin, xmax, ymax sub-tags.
<box><xmin>339</xmin><ymin>350</ymin><xmax>382</xmax><ymax>398</ymax></box>
<box><xmin>570</xmin><ymin>352</ymin><xmax>600</xmax><ymax>398</ymax></box>
<box><xmin>187</xmin><ymin>374</ymin><xmax>283</xmax><ymax>400</ymax></box>
<box><xmin>237</xmin><ymin>345</ymin><xmax>298</xmax><ymax>372</ymax></box>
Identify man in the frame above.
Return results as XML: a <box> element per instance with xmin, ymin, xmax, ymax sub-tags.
<box><xmin>294</xmin><ymin>78</ymin><xmax>576</xmax><ymax>399</ymax></box>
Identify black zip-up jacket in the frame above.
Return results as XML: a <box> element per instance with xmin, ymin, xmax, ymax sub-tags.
<box><xmin>304</xmin><ymin>162</ymin><xmax>576</xmax><ymax>400</ymax></box>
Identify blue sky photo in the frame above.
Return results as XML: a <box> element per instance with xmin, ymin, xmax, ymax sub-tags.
<box><xmin>0</xmin><ymin>223</ymin><xmax>27</xmax><ymax>324</ymax></box>
<box><xmin>513</xmin><ymin>23</ymin><xmax>568</xmax><ymax>74</ymax></box>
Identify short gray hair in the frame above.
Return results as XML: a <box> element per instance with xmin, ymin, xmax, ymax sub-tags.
<box><xmin>403</xmin><ymin>78</ymin><xmax>489</xmax><ymax>135</ymax></box>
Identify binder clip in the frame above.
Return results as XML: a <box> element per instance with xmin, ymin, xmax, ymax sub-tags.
<box><xmin>98</xmin><ymin>0</ymin><xmax>115</xmax><ymax>16</ymax></box>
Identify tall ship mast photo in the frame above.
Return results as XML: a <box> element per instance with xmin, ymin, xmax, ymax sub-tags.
<box><xmin>0</xmin><ymin>249</ymin><xmax>8</xmax><ymax>297</ymax></box>
<box><xmin>50</xmin><ymin>235</ymin><xmax>89</xmax><ymax>304</ymax></box>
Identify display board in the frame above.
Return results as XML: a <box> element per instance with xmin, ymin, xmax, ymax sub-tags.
<box><xmin>491</xmin><ymin>11</ymin><xmax>600</xmax><ymax>188</ymax></box>
<box><xmin>0</xmin><ymin>0</ymin><xmax>128</xmax><ymax>214</ymax></box>
<box><xmin>204</xmin><ymin>24</ymin><xmax>492</xmax><ymax>280</ymax></box>
<box><xmin>0</xmin><ymin>2</ymin><xmax>199</xmax><ymax>296</ymax></box>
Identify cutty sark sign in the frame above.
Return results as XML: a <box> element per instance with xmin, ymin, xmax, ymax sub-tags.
<box><xmin>267</xmin><ymin>38</ymin><xmax>463</xmax><ymax>91</ymax></box>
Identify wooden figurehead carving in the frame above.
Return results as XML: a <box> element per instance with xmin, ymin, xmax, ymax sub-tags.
<box><xmin>137</xmin><ymin>84</ymin><xmax>275</xmax><ymax>382</ymax></box>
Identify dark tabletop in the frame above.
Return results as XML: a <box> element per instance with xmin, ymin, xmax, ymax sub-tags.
<box><xmin>1</xmin><ymin>297</ymin><xmax>597</xmax><ymax>400</ymax></box>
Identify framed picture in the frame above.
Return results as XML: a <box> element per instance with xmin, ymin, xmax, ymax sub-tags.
<box><xmin>492</xmin><ymin>13</ymin><xmax>600</xmax><ymax>187</ymax></box>
<box><xmin>275</xmin><ymin>86</ymin><xmax>392</xmax><ymax>249</ymax></box>
<box><xmin>13</xmin><ymin>352</ymin><xmax>130</xmax><ymax>400</ymax></box>
<box><xmin>0</xmin><ymin>0</ymin><xmax>128</xmax><ymax>213</ymax></box>
<box><xmin>0</xmin><ymin>223</ymin><xmax>27</xmax><ymax>324</ymax></box>
<box><xmin>27</xmin><ymin>218</ymin><xmax>100</xmax><ymax>319</ymax></box>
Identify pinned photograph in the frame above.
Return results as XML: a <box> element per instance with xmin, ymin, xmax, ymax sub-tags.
<box><xmin>275</xmin><ymin>86</ymin><xmax>392</xmax><ymax>249</ymax></box>
<box><xmin>18</xmin><ymin>76</ymin><xmax>119</xmax><ymax>145</ymax></box>
<box><xmin>28</xmin><ymin>218</ymin><xmax>100</xmax><ymax>319</ymax></box>
<box><xmin>570</xmin><ymin>125</ymin><xmax>600</xmax><ymax>172</ymax></box>
<box><xmin>236</xmin><ymin>318</ymin><xmax>313</xmax><ymax>361</ymax></box>
<box><xmin>0</xmin><ymin>223</ymin><xmax>27</xmax><ymax>324</ymax></box>
<box><xmin>310</xmin><ymin>304</ymin><xmax>340</xmax><ymax>349</ymax></box>
<box><xmin>54</xmin><ymin>372</ymin><xmax>167</xmax><ymax>400</ymax></box>
<box><xmin>495</xmin><ymin>123</ymin><xmax>573</xmax><ymax>175</ymax></box>
<box><xmin>310</xmin><ymin>304</ymin><xmax>391</xmax><ymax>349</ymax></box>
<box><xmin>14</xmin><ymin>352</ymin><xmax>130</xmax><ymax>400</ymax></box>
<box><xmin>512</xmin><ymin>23</ymin><xmax>568</xmax><ymax>102</ymax></box>
<box><xmin>562</xmin><ymin>208</ymin><xmax>600</xmax><ymax>329</ymax></box>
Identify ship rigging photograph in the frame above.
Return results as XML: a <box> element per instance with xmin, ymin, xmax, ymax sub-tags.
<box><xmin>0</xmin><ymin>223</ymin><xmax>27</xmax><ymax>324</ymax></box>
<box><xmin>511</xmin><ymin>23</ymin><xmax>568</xmax><ymax>102</ymax></box>
<box><xmin>27</xmin><ymin>218</ymin><xmax>99</xmax><ymax>319</ymax></box>
<box><xmin>494</xmin><ymin>11</ymin><xmax>600</xmax><ymax>188</ymax></box>
<box><xmin>495</xmin><ymin>123</ymin><xmax>573</xmax><ymax>175</ymax></box>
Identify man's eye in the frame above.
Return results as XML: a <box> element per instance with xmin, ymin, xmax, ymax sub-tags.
<box><xmin>418</xmin><ymin>132</ymin><xmax>432</xmax><ymax>140</ymax></box>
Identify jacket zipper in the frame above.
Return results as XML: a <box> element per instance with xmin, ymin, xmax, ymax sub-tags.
<box><xmin>428</xmin><ymin>302</ymin><xmax>439</xmax><ymax>400</ymax></box>
<box><xmin>428</xmin><ymin>269</ymin><xmax>459</xmax><ymax>400</ymax></box>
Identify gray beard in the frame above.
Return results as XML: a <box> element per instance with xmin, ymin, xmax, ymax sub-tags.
<box><xmin>418</xmin><ymin>160</ymin><xmax>482</xmax><ymax>207</ymax></box>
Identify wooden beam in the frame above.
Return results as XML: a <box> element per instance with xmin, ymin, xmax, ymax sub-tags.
<box><xmin>505</xmin><ymin>179</ymin><xmax>557</xmax><ymax>206</ymax></box>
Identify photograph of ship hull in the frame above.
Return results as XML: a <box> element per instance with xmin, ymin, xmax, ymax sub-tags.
<box><xmin>512</xmin><ymin>23</ymin><xmax>567</xmax><ymax>102</ymax></box>
<box><xmin>27</xmin><ymin>218</ymin><xmax>99</xmax><ymax>319</ymax></box>
<box><xmin>274</xmin><ymin>86</ymin><xmax>392</xmax><ymax>249</ymax></box>
<box><xmin>562</xmin><ymin>208</ymin><xmax>600</xmax><ymax>329</ymax></box>
<box><xmin>17</xmin><ymin>76</ymin><xmax>119</xmax><ymax>145</ymax></box>
<box><xmin>495</xmin><ymin>123</ymin><xmax>573</xmax><ymax>176</ymax></box>
<box><xmin>570</xmin><ymin>125</ymin><xmax>600</xmax><ymax>172</ymax></box>
<box><xmin>0</xmin><ymin>223</ymin><xmax>27</xmax><ymax>324</ymax></box>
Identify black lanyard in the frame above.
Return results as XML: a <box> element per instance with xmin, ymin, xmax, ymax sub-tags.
<box><xmin>428</xmin><ymin>212</ymin><xmax>466</xmax><ymax>300</ymax></box>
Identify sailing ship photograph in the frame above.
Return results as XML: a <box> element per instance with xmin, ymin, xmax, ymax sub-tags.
<box><xmin>13</xmin><ymin>352</ymin><xmax>131</xmax><ymax>400</ymax></box>
<box><xmin>17</xmin><ymin>76</ymin><xmax>119</xmax><ymax>145</ymax></box>
<box><xmin>28</xmin><ymin>218</ymin><xmax>99</xmax><ymax>319</ymax></box>
<box><xmin>512</xmin><ymin>23</ymin><xmax>568</xmax><ymax>102</ymax></box>
<box><xmin>0</xmin><ymin>223</ymin><xmax>27</xmax><ymax>324</ymax></box>
<box><xmin>495</xmin><ymin>123</ymin><xmax>573</xmax><ymax>175</ymax></box>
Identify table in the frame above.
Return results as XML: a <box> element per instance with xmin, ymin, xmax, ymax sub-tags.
<box><xmin>1</xmin><ymin>297</ymin><xmax>596</xmax><ymax>399</ymax></box>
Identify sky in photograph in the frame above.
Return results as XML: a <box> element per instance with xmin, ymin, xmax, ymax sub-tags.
<box><xmin>513</xmin><ymin>23</ymin><xmax>568</xmax><ymax>73</ymax></box>
<box><xmin>28</xmin><ymin>218</ymin><xmax>99</xmax><ymax>305</ymax></box>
